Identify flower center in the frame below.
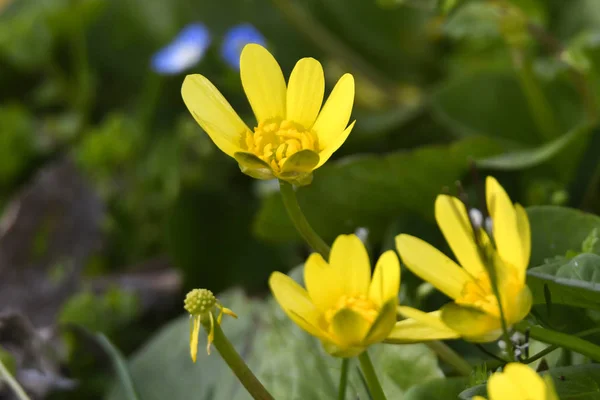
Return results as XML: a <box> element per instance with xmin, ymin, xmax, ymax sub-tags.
<box><xmin>244</xmin><ymin>119</ymin><xmax>318</xmax><ymax>172</ymax></box>
<box><xmin>456</xmin><ymin>263</ymin><xmax>522</xmax><ymax>320</ymax></box>
<box><xmin>456</xmin><ymin>272</ymin><xmax>499</xmax><ymax>317</ymax></box>
<box><xmin>324</xmin><ymin>294</ymin><xmax>379</xmax><ymax>325</ymax></box>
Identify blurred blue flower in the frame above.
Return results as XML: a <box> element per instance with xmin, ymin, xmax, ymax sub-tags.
<box><xmin>221</xmin><ymin>24</ymin><xmax>267</xmax><ymax>70</ymax></box>
<box><xmin>151</xmin><ymin>23</ymin><xmax>211</xmax><ymax>75</ymax></box>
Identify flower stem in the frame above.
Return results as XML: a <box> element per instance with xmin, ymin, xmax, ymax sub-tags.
<box><xmin>209</xmin><ymin>322</ymin><xmax>275</xmax><ymax>400</ymax></box>
<box><xmin>515</xmin><ymin>321</ymin><xmax>600</xmax><ymax>362</ymax></box>
<box><xmin>0</xmin><ymin>358</ymin><xmax>30</xmax><ymax>400</ymax></box>
<box><xmin>425</xmin><ymin>341</ymin><xmax>472</xmax><ymax>376</ymax></box>
<box><xmin>358</xmin><ymin>352</ymin><xmax>387</xmax><ymax>400</ymax></box>
<box><xmin>279</xmin><ymin>180</ymin><xmax>331</xmax><ymax>258</ymax></box>
<box><xmin>337</xmin><ymin>358</ymin><xmax>349</xmax><ymax>400</ymax></box>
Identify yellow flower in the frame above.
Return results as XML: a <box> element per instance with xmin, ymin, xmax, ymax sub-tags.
<box><xmin>184</xmin><ymin>288</ymin><xmax>237</xmax><ymax>362</ymax></box>
<box><xmin>269</xmin><ymin>234</ymin><xmax>400</xmax><ymax>357</ymax></box>
<box><xmin>181</xmin><ymin>44</ymin><xmax>355</xmax><ymax>186</ymax></box>
<box><xmin>388</xmin><ymin>176</ymin><xmax>532</xmax><ymax>343</ymax></box>
<box><xmin>473</xmin><ymin>363</ymin><xmax>558</xmax><ymax>400</ymax></box>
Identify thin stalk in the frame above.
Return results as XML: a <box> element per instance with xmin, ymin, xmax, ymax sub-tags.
<box><xmin>426</xmin><ymin>341</ymin><xmax>472</xmax><ymax>376</ymax></box>
<box><xmin>210</xmin><ymin>323</ymin><xmax>275</xmax><ymax>400</ymax></box>
<box><xmin>523</xmin><ymin>345</ymin><xmax>558</xmax><ymax>364</ymax></box>
<box><xmin>0</xmin><ymin>358</ymin><xmax>30</xmax><ymax>400</ymax></box>
<box><xmin>515</xmin><ymin>321</ymin><xmax>600</xmax><ymax>362</ymax></box>
<box><xmin>338</xmin><ymin>358</ymin><xmax>349</xmax><ymax>400</ymax></box>
<box><xmin>279</xmin><ymin>180</ymin><xmax>331</xmax><ymax>258</ymax></box>
<box><xmin>358</xmin><ymin>352</ymin><xmax>387</xmax><ymax>400</ymax></box>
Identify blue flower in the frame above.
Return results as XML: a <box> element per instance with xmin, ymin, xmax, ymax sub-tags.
<box><xmin>221</xmin><ymin>24</ymin><xmax>267</xmax><ymax>70</ymax></box>
<box><xmin>151</xmin><ymin>23</ymin><xmax>211</xmax><ymax>75</ymax></box>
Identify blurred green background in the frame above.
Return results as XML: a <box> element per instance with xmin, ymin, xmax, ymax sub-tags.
<box><xmin>1</xmin><ymin>0</ymin><xmax>600</xmax><ymax>398</ymax></box>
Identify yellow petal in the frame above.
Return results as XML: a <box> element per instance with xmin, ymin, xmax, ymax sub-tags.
<box><xmin>240</xmin><ymin>44</ymin><xmax>286</xmax><ymax>122</ymax></box>
<box><xmin>329</xmin><ymin>308</ymin><xmax>370</xmax><ymax>348</ymax></box>
<box><xmin>329</xmin><ymin>234</ymin><xmax>371</xmax><ymax>297</ymax></box>
<box><xmin>286</xmin><ymin>58</ymin><xmax>324</xmax><ymax>129</ymax></box>
<box><xmin>182</xmin><ymin>74</ymin><xmax>249</xmax><ymax>157</ymax></box>
<box><xmin>472</xmin><ymin>397</ymin><xmax>486</xmax><ymax>400</ymax></box>
<box><xmin>395</xmin><ymin>234</ymin><xmax>470</xmax><ymax>300</ymax></box>
<box><xmin>486</xmin><ymin>176</ymin><xmax>527</xmax><ymax>272</ymax></box>
<box><xmin>440</xmin><ymin>303</ymin><xmax>502</xmax><ymax>342</ymax></box>
<box><xmin>189</xmin><ymin>316</ymin><xmax>201</xmax><ymax>363</ymax></box>
<box><xmin>435</xmin><ymin>195</ymin><xmax>486</xmax><ymax>277</ymax></box>
<box><xmin>364</xmin><ymin>300</ymin><xmax>397</xmax><ymax>344</ymax></box>
<box><xmin>488</xmin><ymin>363</ymin><xmax>546</xmax><ymax>400</ymax></box>
<box><xmin>386</xmin><ymin>308</ymin><xmax>460</xmax><ymax>343</ymax></box>
<box><xmin>304</xmin><ymin>253</ymin><xmax>344</xmax><ymax>312</ymax></box>
<box><xmin>234</xmin><ymin>152</ymin><xmax>275</xmax><ymax>180</ymax></box>
<box><xmin>312</xmin><ymin>73</ymin><xmax>354</xmax><ymax>149</ymax></box>
<box><xmin>269</xmin><ymin>272</ymin><xmax>327</xmax><ymax>339</ymax></box>
<box><xmin>515</xmin><ymin>203</ymin><xmax>531</xmax><ymax>282</ymax></box>
<box><xmin>544</xmin><ymin>374</ymin><xmax>559</xmax><ymax>400</ymax></box>
<box><xmin>315</xmin><ymin>120</ymin><xmax>355</xmax><ymax>169</ymax></box>
<box><xmin>368</xmin><ymin>250</ymin><xmax>400</xmax><ymax>307</ymax></box>
<box><xmin>280</xmin><ymin>149</ymin><xmax>319</xmax><ymax>175</ymax></box>
<box><xmin>507</xmin><ymin>285</ymin><xmax>532</xmax><ymax>326</ymax></box>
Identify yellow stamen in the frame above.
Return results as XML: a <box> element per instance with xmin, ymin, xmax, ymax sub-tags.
<box><xmin>244</xmin><ymin>119</ymin><xmax>319</xmax><ymax>172</ymax></box>
<box><xmin>324</xmin><ymin>294</ymin><xmax>379</xmax><ymax>325</ymax></box>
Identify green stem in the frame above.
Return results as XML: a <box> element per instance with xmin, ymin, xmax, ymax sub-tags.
<box><xmin>210</xmin><ymin>323</ymin><xmax>275</xmax><ymax>400</ymax></box>
<box><xmin>515</xmin><ymin>321</ymin><xmax>600</xmax><ymax>362</ymax></box>
<box><xmin>279</xmin><ymin>180</ymin><xmax>331</xmax><ymax>258</ymax></box>
<box><xmin>426</xmin><ymin>341</ymin><xmax>472</xmax><ymax>376</ymax></box>
<box><xmin>523</xmin><ymin>345</ymin><xmax>558</xmax><ymax>364</ymax></box>
<box><xmin>0</xmin><ymin>358</ymin><xmax>30</xmax><ymax>400</ymax></box>
<box><xmin>137</xmin><ymin>72</ymin><xmax>163</xmax><ymax>134</ymax></box>
<box><xmin>358</xmin><ymin>352</ymin><xmax>387</xmax><ymax>400</ymax></box>
<box><xmin>337</xmin><ymin>358</ymin><xmax>349</xmax><ymax>400</ymax></box>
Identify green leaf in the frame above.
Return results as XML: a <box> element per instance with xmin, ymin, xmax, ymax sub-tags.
<box><xmin>431</xmin><ymin>70</ymin><xmax>583</xmax><ymax>146</ymax></box>
<box><xmin>527</xmin><ymin>206</ymin><xmax>600</xmax><ymax>267</ymax></box>
<box><xmin>476</xmin><ymin>123</ymin><xmax>591</xmax><ymax>170</ymax></box>
<box><xmin>527</xmin><ymin>253</ymin><xmax>600</xmax><ymax>310</ymax></box>
<box><xmin>404</xmin><ymin>377</ymin><xmax>469</xmax><ymax>400</ymax></box>
<box><xmin>459</xmin><ymin>364</ymin><xmax>600</xmax><ymax>399</ymax></box>
<box><xmin>107</xmin><ymin>289</ymin><xmax>443</xmax><ymax>400</ymax></box>
<box><xmin>254</xmin><ymin>137</ymin><xmax>502</xmax><ymax>244</ymax></box>
<box><xmin>96</xmin><ymin>333</ymin><xmax>141</xmax><ymax>400</ymax></box>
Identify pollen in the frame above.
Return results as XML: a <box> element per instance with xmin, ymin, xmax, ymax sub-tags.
<box><xmin>244</xmin><ymin>119</ymin><xmax>318</xmax><ymax>172</ymax></box>
<box><xmin>324</xmin><ymin>294</ymin><xmax>379</xmax><ymax>325</ymax></box>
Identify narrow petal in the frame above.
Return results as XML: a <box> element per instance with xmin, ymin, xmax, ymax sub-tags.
<box><xmin>368</xmin><ymin>250</ymin><xmax>400</xmax><ymax>307</ymax></box>
<box><xmin>234</xmin><ymin>152</ymin><xmax>275</xmax><ymax>180</ymax></box>
<box><xmin>190</xmin><ymin>316</ymin><xmax>201</xmax><ymax>362</ymax></box>
<box><xmin>240</xmin><ymin>44</ymin><xmax>286</xmax><ymax>122</ymax></box>
<box><xmin>435</xmin><ymin>195</ymin><xmax>486</xmax><ymax>277</ymax></box>
<box><xmin>386</xmin><ymin>308</ymin><xmax>460</xmax><ymax>343</ymax></box>
<box><xmin>486</xmin><ymin>176</ymin><xmax>526</xmax><ymax>272</ymax></box>
<box><xmin>286</xmin><ymin>58</ymin><xmax>324</xmax><ymax>129</ymax></box>
<box><xmin>515</xmin><ymin>203</ymin><xmax>531</xmax><ymax>282</ymax></box>
<box><xmin>182</xmin><ymin>74</ymin><xmax>249</xmax><ymax>157</ymax></box>
<box><xmin>364</xmin><ymin>300</ymin><xmax>397</xmax><ymax>344</ymax></box>
<box><xmin>315</xmin><ymin>120</ymin><xmax>355</xmax><ymax>168</ymax></box>
<box><xmin>488</xmin><ymin>363</ymin><xmax>546</xmax><ymax>400</ymax></box>
<box><xmin>440</xmin><ymin>303</ymin><xmax>502</xmax><ymax>342</ymax></box>
<box><xmin>329</xmin><ymin>234</ymin><xmax>371</xmax><ymax>297</ymax></box>
<box><xmin>304</xmin><ymin>253</ymin><xmax>344</xmax><ymax>312</ymax></box>
<box><xmin>395</xmin><ymin>234</ymin><xmax>470</xmax><ymax>300</ymax></box>
<box><xmin>329</xmin><ymin>308</ymin><xmax>370</xmax><ymax>348</ymax></box>
<box><xmin>312</xmin><ymin>73</ymin><xmax>354</xmax><ymax>149</ymax></box>
<box><xmin>269</xmin><ymin>272</ymin><xmax>327</xmax><ymax>339</ymax></box>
